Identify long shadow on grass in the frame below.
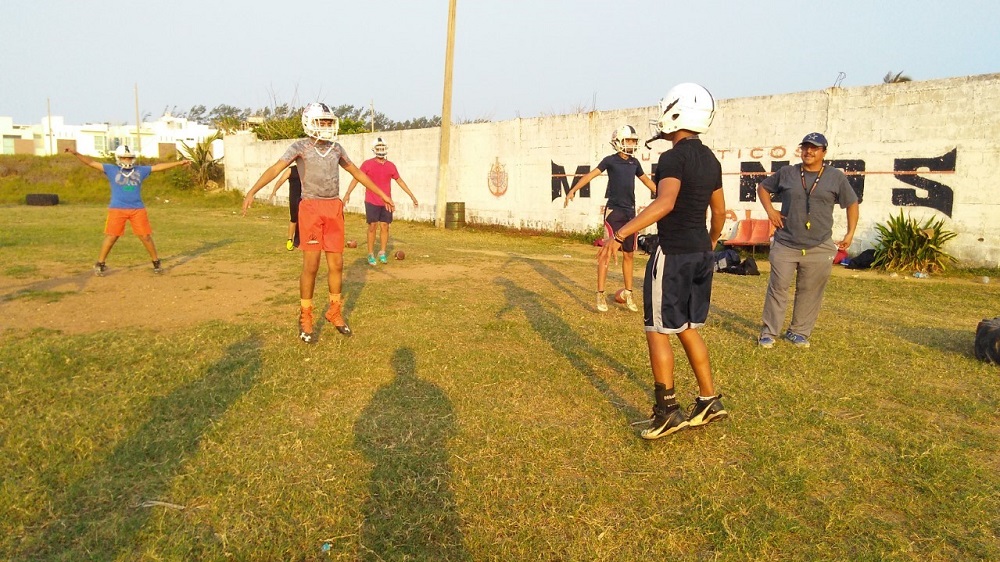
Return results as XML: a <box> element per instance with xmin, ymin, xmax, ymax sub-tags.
<box><xmin>502</xmin><ymin>254</ymin><xmax>591</xmax><ymax>311</ymax></box>
<box><xmin>162</xmin><ymin>238</ymin><xmax>236</xmax><ymax>272</ymax></box>
<box><xmin>495</xmin><ymin>277</ymin><xmax>648</xmax><ymax>423</ymax></box>
<box><xmin>709</xmin><ymin>303</ymin><xmax>762</xmax><ymax>341</ymax></box>
<box><xmin>354</xmin><ymin>348</ymin><xmax>470</xmax><ymax>561</ymax></box>
<box><xmin>894</xmin><ymin>325</ymin><xmax>976</xmax><ymax>356</ymax></box>
<box><xmin>14</xmin><ymin>337</ymin><xmax>263</xmax><ymax>561</ymax></box>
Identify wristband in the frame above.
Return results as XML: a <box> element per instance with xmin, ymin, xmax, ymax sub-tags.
<box><xmin>613</xmin><ymin>232</ymin><xmax>625</xmax><ymax>244</ymax></box>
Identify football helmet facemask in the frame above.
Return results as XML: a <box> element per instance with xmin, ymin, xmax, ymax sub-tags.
<box><xmin>301</xmin><ymin>102</ymin><xmax>340</xmax><ymax>142</ymax></box>
<box><xmin>650</xmin><ymin>83</ymin><xmax>716</xmax><ymax>139</ymax></box>
<box><xmin>372</xmin><ymin>137</ymin><xmax>388</xmax><ymax>158</ymax></box>
<box><xmin>610</xmin><ymin>125</ymin><xmax>639</xmax><ymax>155</ymax></box>
<box><xmin>114</xmin><ymin>145</ymin><xmax>136</xmax><ymax>169</ymax></box>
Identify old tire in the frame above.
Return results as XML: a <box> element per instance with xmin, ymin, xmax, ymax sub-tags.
<box><xmin>25</xmin><ymin>193</ymin><xmax>60</xmax><ymax>206</ymax></box>
<box><xmin>974</xmin><ymin>317</ymin><xmax>1000</xmax><ymax>364</ymax></box>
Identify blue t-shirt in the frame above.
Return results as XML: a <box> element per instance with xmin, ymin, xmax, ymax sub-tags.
<box><xmin>596</xmin><ymin>154</ymin><xmax>646</xmax><ymax>211</ymax></box>
<box><xmin>103</xmin><ymin>164</ymin><xmax>152</xmax><ymax>209</ymax></box>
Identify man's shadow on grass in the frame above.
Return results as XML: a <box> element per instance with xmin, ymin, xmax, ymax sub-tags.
<box><xmin>15</xmin><ymin>337</ymin><xmax>263</xmax><ymax>561</ymax></box>
<box><xmin>501</xmin><ymin>254</ymin><xmax>591</xmax><ymax>311</ymax></box>
<box><xmin>354</xmin><ymin>348</ymin><xmax>470</xmax><ymax>561</ymax></box>
<box><xmin>495</xmin><ymin>277</ymin><xmax>648</xmax><ymax>423</ymax></box>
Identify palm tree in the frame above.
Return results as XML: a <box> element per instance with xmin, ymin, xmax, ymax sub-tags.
<box><xmin>883</xmin><ymin>70</ymin><xmax>913</xmax><ymax>84</ymax></box>
<box><xmin>178</xmin><ymin>132</ymin><xmax>223</xmax><ymax>188</ymax></box>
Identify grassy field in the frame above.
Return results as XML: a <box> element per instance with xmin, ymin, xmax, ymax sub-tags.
<box><xmin>1</xmin><ymin>200</ymin><xmax>998</xmax><ymax>561</ymax></box>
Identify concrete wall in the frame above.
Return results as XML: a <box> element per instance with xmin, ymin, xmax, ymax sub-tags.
<box><xmin>226</xmin><ymin>73</ymin><xmax>1000</xmax><ymax>266</ymax></box>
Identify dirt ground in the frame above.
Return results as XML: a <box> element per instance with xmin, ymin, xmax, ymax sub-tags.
<box><xmin>0</xmin><ymin>252</ymin><xmax>470</xmax><ymax>336</ymax></box>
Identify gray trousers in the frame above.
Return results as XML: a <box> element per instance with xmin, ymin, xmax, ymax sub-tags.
<box><xmin>761</xmin><ymin>239</ymin><xmax>837</xmax><ymax>338</ymax></box>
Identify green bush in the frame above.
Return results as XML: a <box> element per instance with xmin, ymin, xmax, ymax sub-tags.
<box><xmin>872</xmin><ymin>210</ymin><xmax>957</xmax><ymax>273</ymax></box>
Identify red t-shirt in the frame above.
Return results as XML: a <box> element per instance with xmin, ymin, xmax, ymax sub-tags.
<box><xmin>359</xmin><ymin>158</ymin><xmax>399</xmax><ymax>206</ymax></box>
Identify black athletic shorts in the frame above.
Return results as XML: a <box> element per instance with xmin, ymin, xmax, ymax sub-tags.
<box><xmin>643</xmin><ymin>247</ymin><xmax>714</xmax><ymax>334</ymax></box>
<box><xmin>603</xmin><ymin>207</ymin><xmax>636</xmax><ymax>252</ymax></box>
<box><xmin>365</xmin><ymin>202</ymin><xmax>393</xmax><ymax>224</ymax></box>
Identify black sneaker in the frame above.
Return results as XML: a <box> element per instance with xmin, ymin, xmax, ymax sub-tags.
<box><xmin>94</xmin><ymin>262</ymin><xmax>107</xmax><ymax>276</ymax></box>
<box><xmin>640</xmin><ymin>404</ymin><xmax>689</xmax><ymax>440</ymax></box>
<box><xmin>688</xmin><ymin>394</ymin><xmax>728</xmax><ymax>427</ymax></box>
<box><xmin>152</xmin><ymin>260</ymin><xmax>163</xmax><ymax>274</ymax></box>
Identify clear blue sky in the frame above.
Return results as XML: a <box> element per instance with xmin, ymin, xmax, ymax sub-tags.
<box><xmin>2</xmin><ymin>0</ymin><xmax>997</xmax><ymax>125</ymax></box>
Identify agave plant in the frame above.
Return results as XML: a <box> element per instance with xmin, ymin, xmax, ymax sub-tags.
<box><xmin>871</xmin><ymin>211</ymin><xmax>957</xmax><ymax>273</ymax></box>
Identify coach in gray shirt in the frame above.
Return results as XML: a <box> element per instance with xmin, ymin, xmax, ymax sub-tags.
<box><xmin>756</xmin><ymin>132</ymin><xmax>859</xmax><ymax>348</ymax></box>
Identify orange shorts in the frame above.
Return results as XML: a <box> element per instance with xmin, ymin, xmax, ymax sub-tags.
<box><xmin>105</xmin><ymin>208</ymin><xmax>152</xmax><ymax>237</ymax></box>
<box><xmin>297</xmin><ymin>199</ymin><xmax>345</xmax><ymax>253</ymax></box>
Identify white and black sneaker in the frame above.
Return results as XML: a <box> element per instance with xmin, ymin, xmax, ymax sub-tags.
<box><xmin>688</xmin><ymin>394</ymin><xmax>728</xmax><ymax>427</ymax></box>
<box><xmin>94</xmin><ymin>262</ymin><xmax>107</xmax><ymax>276</ymax></box>
<box><xmin>641</xmin><ymin>404</ymin><xmax>689</xmax><ymax>440</ymax></box>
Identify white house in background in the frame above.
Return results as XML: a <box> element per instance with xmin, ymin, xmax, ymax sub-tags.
<box><xmin>0</xmin><ymin>114</ymin><xmax>222</xmax><ymax>160</ymax></box>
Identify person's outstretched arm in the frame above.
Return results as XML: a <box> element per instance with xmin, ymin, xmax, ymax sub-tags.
<box><xmin>243</xmin><ymin>159</ymin><xmax>292</xmax><ymax>216</ymax></box>
<box><xmin>64</xmin><ymin>148</ymin><xmax>104</xmax><ymax>171</ymax></box>
<box><xmin>269</xmin><ymin>169</ymin><xmax>292</xmax><ymax>203</ymax></box>
<box><xmin>394</xmin><ymin>176</ymin><xmax>419</xmax><ymax>207</ymax></box>
<box><xmin>343</xmin><ymin>177</ymin><xmax>360</xmax><ymax>205</ymax></box>
<box><xmin>564</xmin><ymin>168</ymin><xmax>602</xmax><ymax>207</ymax></box>
<box><xmin>150</xmin><ymin>160</ymin><xmax>191</xmax><ymax>173</ymax></box>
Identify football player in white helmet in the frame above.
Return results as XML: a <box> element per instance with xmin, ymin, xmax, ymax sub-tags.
<box><xmin>597</xmin><ymin>83</ymin><xmax>728</xmax><ymax>440</ymax></box>
<box><xmin>241</xmin><ymin>103</ymin><xmax>395</xmax><ymax>344</ymax></box>
<box><xmin>646</xmin><ymin>82</ymin><xmax>716</xmax><ymax>146</ymax></box>
<box><xmin>66</xmin><ymin>145</ymin><xmax>190</xmax><ymax>276</ymax></box>
<box><xmin>564</xmin><ymin>125</ymin><xmax>656</xmax><ymax>313</ymax></box>
<box><xmin>610</xmin><ymin>125</ymin><xmax>640</xmax><ymax>156</ymax></box>
<box><xmin>300</xmin><ymin>102</ymin><xmax>340</xmax><ymax>143</ymax></box>
<box><xmin>343</xmin><ymin>136</ymin><xmax>419</xmax><ymax>265</ymax></box>
<box><xmin>114</xmin><ymin>145</ymin><xmax>136</xmax><ymax>170</ymax></box>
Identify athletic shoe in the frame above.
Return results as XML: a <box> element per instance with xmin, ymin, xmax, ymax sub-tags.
<box><xmin>785</xmin><ymin>331</ymin><xmax>810</xmax><ymax>348</ymax></box>
<box><xmin>325</xmin><ymin>301</ymin><xmax>353</xmax><ymax>337</ymax></box>
<box><xmin>596</xmin><ymin>292</ymin><xmax>608</xmax><ymax>312</ymax></box>
<box><xmin>378</xmin><ymin>252</ymin><xmax>388</xmax><ymax>264</ymax></box>
<box><xmin>641</xmin><ymin>404</ymin><xmax>689</xmax><ymax>440</ymax></box>
<box><xmin>93</xmin><ymin>262</ymin><xmax>107</xmax><ymax>277</ymax></box>
<box><xmin>152</xmin><ymin>260</ymin><xmax>163</xmax><ymax>274</ymax></box>
<box><xmin>688</xmin><ymin>394</ymin><xmax>728</xmax><ymax>427</ymax></box>
<box><xmin>367</xmin><ymin>254</ymin><xmax>377</xmax><ymax>266</ymax></box>
<box><xmin>758</xmin><ymin>336</ymin><xmax>775</xmax><ymax>348</ymax></box>
<box><xmin>286</xmin><ymin>239</ymin><xmax>295</xmax><ymax>251</ymax></box>
<box><xmin>623</xmin><ymin>290</ymin><xmax>638</xmax><ymax>312</ymax></box>
<box><xmin>299</xmin><ymin>307</ymin><xmax>316</xmax><ymax>344</ymax></box>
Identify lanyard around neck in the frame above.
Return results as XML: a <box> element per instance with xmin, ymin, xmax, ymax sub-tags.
<box><xmin>799</xmin><ymin>164</ymin><xmax>824</xmax><ymax>229</ymax></box>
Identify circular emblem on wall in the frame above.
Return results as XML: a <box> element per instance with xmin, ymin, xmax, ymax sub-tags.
<box><xmin>488</xmin><ymin>157</ymin><xmax>508</xmax><ymax>197</ymax></box>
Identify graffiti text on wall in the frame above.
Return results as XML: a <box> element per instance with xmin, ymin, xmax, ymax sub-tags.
<box><xmin>551</xmin><ymin>161</ymin><xmax>591</xmax><ymax>201</ymax></box>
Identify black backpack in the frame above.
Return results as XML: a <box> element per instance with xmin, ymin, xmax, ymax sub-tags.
<box><xmin>846</xmin><ymin>249</ymin><xmax>876</xmax><ymax>270</ymax></box>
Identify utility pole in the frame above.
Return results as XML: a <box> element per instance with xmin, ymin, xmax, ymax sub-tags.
<box><xmin>134</xmin><ymin>83</ymin><xmax>142</xmax><ymax>155</ymax></box>
<box><xmin>370</xmin><ymin>99</ymin><xmax>375</xmax><ymax>132</ymax></box>
<box><xmin>46</xmin><ymin>98</ymin><xmax>53</xmax><ymax>155</ymax></box>
<box><xmin>435</xmin><ymin>0</ymin><xmax>457</xmax><ymax>228</ymax></box>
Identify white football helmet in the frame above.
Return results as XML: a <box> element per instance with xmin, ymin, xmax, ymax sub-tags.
<box><xmin>650</xmin><ymin>83</ymin><xmax>716</xmax><ymax>137</ymax></box>
<box><xmin>114</xmin><ymin>145</ymin><xmax>136</xmax><ymax>169</ymax></box>
<box><xmin>372</xmin><ymin>137</ymin><xmax>388</xmax><ymax>158</ymax></box>
<box><xmin>610</xmin><ymin>125</ymin><xmax>639</xmax><ymax>155</ymax></box>
<box><xmin>301</xmin><ymin>102</ymin><xmax>340</xmax><ymax>142</ymax></box>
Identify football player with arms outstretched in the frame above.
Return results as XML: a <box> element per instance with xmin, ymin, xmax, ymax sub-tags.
<box><xmin>565</xmin><ymin>125</ymin><xmax>657</xmax><ymax>313</ymax></box>
<box><xmin>66</xmin><ymin>145</ymin><xmax>190</xmax><ymax>276</ymax></box>
<box><xmin>242</xmin><ymin>103</ymin><xmax>394</xmax><ymax>343</ymax></box>
<box><xmin>343</xmin><ymin>137</ymin><xmax>419</xmax><ymax>265</ymax></box>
